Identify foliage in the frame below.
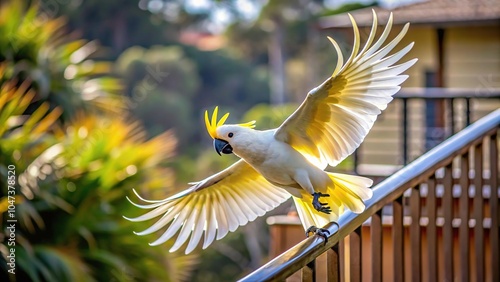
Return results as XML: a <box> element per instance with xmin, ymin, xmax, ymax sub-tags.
<box><xmin>115</xmin><ymin>45</ymin><xmax>199</xmax><ymax>143</ymax></box>
<box><xmin>0</xmin><ymin>80</ymin><xmax>197</xmax><ymax>280</ymax></box>
<box><xmin>0</xmin><ymin>1</ymin><xmax>198</xmax><ymax>281</ymax></box>
<box><xmin>242</xmin><ymin>103</ymin><xmax>297</xmax><ymax>129</ymax></box>
<box><xmin>0</xmin><ymin>0</ymin><xmax>125</xmax><ymax>121</ymax></box>
<box><xmin>115</xmin><ymin>44</ymin><xmax>271</xmax><ymax>155</ymax></box>
<box><xmin>320</xmin><ymin>2</ymin><xmax>378</xmax><ymax>16</ymax></box>
<box><xmin>50</xmin><ymin>0</ymin><xmax>178</xmax><ymax>56</ymax></box>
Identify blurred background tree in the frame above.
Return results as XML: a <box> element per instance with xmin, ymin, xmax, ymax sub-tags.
<box><xmin>1</xmin><ymin>0</ymin><xmax>375</xmax><ymax>281</ymax></box>
<box><xmin>0</xmin><ymin>2</ymin><xmax>125</xmax><ymax>121</ymax></box>
<box><xmin>0</xmin><ymin>1</ymin><xmax>196</xmax><ymax>281</ymax></box>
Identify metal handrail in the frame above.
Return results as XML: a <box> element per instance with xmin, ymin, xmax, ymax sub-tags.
<box><xmin>239</xmin><ymin>109</ymin><xmax>500</xmax><ymax>282</ymax></box>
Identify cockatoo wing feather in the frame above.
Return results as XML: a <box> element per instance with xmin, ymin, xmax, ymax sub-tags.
<box><xmin>124</xmin><ymin>159</ymin><xmax>291</xmax><ymax>254</ymax></box>
<box><xmin>274</xmin><ymin>11</ymin><xmax>417</xmax><ymax>168</ymax></box>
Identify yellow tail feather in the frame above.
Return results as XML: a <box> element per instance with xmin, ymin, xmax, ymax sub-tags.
<box><xmin>293</xmin><ymin>172</ymin><xmax>373</xmax><ymax>230</ymax></box>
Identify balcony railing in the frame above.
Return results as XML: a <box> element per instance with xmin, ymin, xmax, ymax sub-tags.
<box><xmin>353</xmin><ymin>87</ymin><xmax>500</xmax><ymax>177</ymax></box>
<box><xmin>239</xmin><ymin>109</ymin><xmax>499</xmax><ymax>282</ymax></box>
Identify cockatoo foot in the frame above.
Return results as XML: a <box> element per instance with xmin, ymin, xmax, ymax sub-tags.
<box><xmin>305</xmin><ymin>225</ymin><xmax>331</xmax><ymax>245</ymax></box>
<box><xmin>312</xmin><ymin>192</ymin><xmax>331</xmax><ymax>214</ymax></box>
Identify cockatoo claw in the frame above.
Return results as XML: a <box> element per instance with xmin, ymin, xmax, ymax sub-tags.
<box><xmin>312</xmin><ymin>192</ymin><xmax>332</xmax><ymax>214</ymax></box>
<box><xmin>306</xmin><ymin>225</ymin><xmax>331</xmax><ymax>245</ymax></box>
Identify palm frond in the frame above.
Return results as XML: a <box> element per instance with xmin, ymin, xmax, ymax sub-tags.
<box><xmin>0</xmin><ymin>1</ymin><xmax>126</xmax><ymax>119</ymax></box>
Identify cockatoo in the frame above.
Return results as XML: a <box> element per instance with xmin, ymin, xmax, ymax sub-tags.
<box><xmin>125</xmin><ymin>11</ymin><xmax>417</xmax><ymax>254</ymax></box>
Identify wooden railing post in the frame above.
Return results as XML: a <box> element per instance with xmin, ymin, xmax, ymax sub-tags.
<box><xmin>339</xmin><ymin>239</ymin><xmax>345</xmax><ymax>282</ymax></box>
<box><xmin>302</xmin><ymin>259</ymin><xmax>315</xmax><ymax>281</ymax></box>
<box><xmin>473</xmin><ymin>143</ymin><xmax>484</xmax><ymax>282</ymax></box>
<box><xmin>348</xmin><ymin>227</ymin><xmax>362</xmax><ymax>282</ymax></box>
<box><xmin>427</xmin><ymin>178</ymin><xmax>438</xmax><ymax>282</ymax></box>
<box><xmin>326</xmin><ymin>245</ymin><xmax>340</xmax><ymax>282</ymax></box>
<box><xmin>490</xmin><ymin>132</ymin><xmax>499</xmax><ymax>282</ymax></box>
<box><xmin>458</xmin><ymin>152</ymin><xmax>470</xmax><ymax>281</ymax></box>
<box><xmin>370</xmin><ymin>210</ymin><xmax>383</xmax><ymax>282</ymax></box>
<box><xmin>393</xmin><ymin>196</ymin><xmax>404</xmax><ymax>281</ymax></box>
<box><xmin>443</xmin><ymin>163</ymin><xmax>454</xmax><ymax>281</ymax></box>
<box><xmin>410</xmin><ymin>184</ymin><xmax>422</xmax><ymax>282</ymax></box>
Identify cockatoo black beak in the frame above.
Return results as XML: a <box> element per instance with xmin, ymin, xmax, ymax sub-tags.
<box><xmin>214</xmin><ymin>139</ymin><xmax>233</xmax><ymax>156</ymax></box>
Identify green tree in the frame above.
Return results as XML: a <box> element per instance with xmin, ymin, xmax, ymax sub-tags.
<box><xmin>0</xmin><ymin>1</ymin><xmax>197</xmax><ymax>281</ymax></box>
<box><xmin>225</xmin><ymin>1</ymin><xmax>378</xmax><ymax>104</ymax></box>
<box><xmin>54</xmin><ymin>0</ymin><xmax>178</xmax><ymax>56</ymax></box>
<box><xmin>0</xmin><ymin>1</ymin><xmax>125</xmax><ymax>121</ymax></box>
<box><xmin>115</xmin><ymin>44</ymin><xmax>271</xmax><ymax>156</ymax></box>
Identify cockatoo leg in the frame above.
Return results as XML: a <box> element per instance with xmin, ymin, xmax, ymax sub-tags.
<box><xmin>312</xmin><ymin>192</ymin><xmax>332</xmax><ymax>214</ymax></box>
<box><xmin>305</xmin><ymin>221</ymin><xmax>339</xmax><ymax>245</ymax></box>
<box><xmin>305</xmin><ymin>226</ymin><xmax>330</xmax><ymax>245</ymax></box>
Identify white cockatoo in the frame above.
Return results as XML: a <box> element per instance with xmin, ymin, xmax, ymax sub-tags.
<box><xmin>125</xmin><ymin>11</ymin><xmax>417</xmax><ymax>254</ymax></box>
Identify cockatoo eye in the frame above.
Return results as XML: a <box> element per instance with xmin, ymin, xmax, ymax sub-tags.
<box><xmin>228</xmin><ymin>132</ymin><xmax>234</xmax><ymax>138</ymax></box>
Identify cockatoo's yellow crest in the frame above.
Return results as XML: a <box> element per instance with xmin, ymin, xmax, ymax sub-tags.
<box><xmin>204</xmin><ymin>106</ymin><xmax>256</xmax><ymax>139</ymax></box>
<box><xmin>204</xmin><ymin>106</ymin><xmax>228</xmax><ymax>139</ymax></box>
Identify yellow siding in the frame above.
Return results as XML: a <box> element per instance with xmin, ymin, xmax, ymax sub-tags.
<box><xmin>445</xmin><ymin>25</ymin><xmax>500</xmax><ymax>88</ymax></box>
<box><xmin>399</xmin><ymin>27</ymin><xmax>438</xmax><ymax>88</ymax></box>
<box><xmin>394</xmin><ymin>24</ymin><xmax>500</xmax><ymax>90</ymax></box>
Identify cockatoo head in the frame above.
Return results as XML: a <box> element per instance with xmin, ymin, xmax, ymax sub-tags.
<box><xmin>205</xmin><ymin>106</ymin><xmax>256</xmax><ymax>156</ymax></box>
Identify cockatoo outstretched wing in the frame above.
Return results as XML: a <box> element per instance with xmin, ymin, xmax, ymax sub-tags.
<box><xmin>274</xmin><ymin>11</ymin><xmax>417</xmax><ymax>168</ymax></box>
<box><xmin>125</xmin><ymin>159</ymin><xmax>290</xmax><ymax>254</ymax></box>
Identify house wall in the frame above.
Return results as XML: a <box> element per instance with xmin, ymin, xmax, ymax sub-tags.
<box><xmin>399</xmin><ymin>26</ymin><xmax>439</xmax><ymax>88</ymax></box>
<box><xmin>445</xmin><ymin>25</ymin><xmax>500</xmax><ymax>89</ymax></box>
<box><xmin>398</xmin><ymin>24</ymin><xmax>500</xmax><ymax>90</ymax></box>
<box><xmin>357</xmin><ymin>23</ymin><xmax>500</xmax><ymax>169</ymax></box>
